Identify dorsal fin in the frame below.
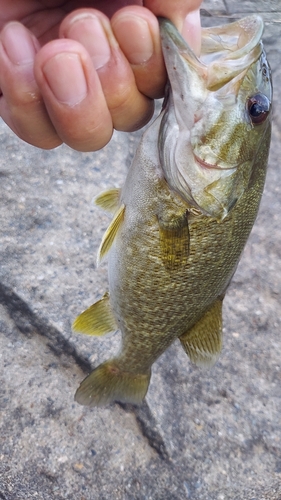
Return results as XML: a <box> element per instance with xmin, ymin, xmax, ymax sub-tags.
<box><xmin>95</xmin><ymin>188</ymin><xmax>121</xmax><ymax>214</ymax></box>
<box><xmin>97</xmin><ymin>204</ymin><xmax>125</xmax><ymax>265</ymax></box>
<box><xmin>72</xmin><ymin>292</ymin><xmax>117</xmax><ymax>336</ymax></box>
<box><xmin>179</xmin><ymin>299</ymin><xmax>223</xmax><ymax>368</ymax></box>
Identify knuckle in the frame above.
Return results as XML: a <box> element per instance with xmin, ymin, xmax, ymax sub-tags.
<box><xmin>61</xmin><ymin>117</ymin><xmax>113</xmax><ymax>152</ymax></box>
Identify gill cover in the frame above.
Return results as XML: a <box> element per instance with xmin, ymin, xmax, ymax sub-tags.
<box><xmin>159</xmin><ymin>16</ymin><xmax>272</xmax><ymax>220</ymax></box>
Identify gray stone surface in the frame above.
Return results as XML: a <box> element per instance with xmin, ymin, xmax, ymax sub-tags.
<box><xmin>1</xmin><ymin>2</ymin><xmax>281</xmax><ymax>499</ymax></box>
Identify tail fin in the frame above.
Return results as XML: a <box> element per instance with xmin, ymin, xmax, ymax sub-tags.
<box><xmin>75</xmin><ymin>361</ymin><xmax>151</xmax><ymax>407</ymax></box>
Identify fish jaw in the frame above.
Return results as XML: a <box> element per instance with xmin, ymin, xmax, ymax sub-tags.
<box><xmin>158</xmin><ymin>16</ymin><xmax>272</xmax><ymax>220</ymax></box>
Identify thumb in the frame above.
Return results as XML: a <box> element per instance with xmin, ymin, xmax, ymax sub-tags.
<box><xmin>144</xmin><ymin>0</ymin><xmax>202</xmax><ymax>55</ymax></box>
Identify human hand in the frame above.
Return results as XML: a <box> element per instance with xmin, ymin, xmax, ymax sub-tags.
<box><xmin>0</xmin><ymin>1</ymin><xmax>202</xmax><ymax>151</ymax></box>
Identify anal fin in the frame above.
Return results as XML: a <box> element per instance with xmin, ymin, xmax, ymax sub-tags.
<box><xmin>72</xmin><ymin>292</ymin><xmax>117</xmax><ymax>336</ymax></box>
<box><xmin>179</xmin><ymin>299</ymin><xmax>223</xmax><ymax>368</ymax></box>
<box><xmin>97</xmin><ymin>203</ymin><xmax>125</xmax><ymax>264</ymax></box>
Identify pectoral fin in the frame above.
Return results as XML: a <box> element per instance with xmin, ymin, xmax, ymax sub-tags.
<box><xmin>72</xmin><ymin>292</ymin><xmax>117</xmax><ymax>336</ymax></box>
<box><xmin>95</xmin><ymin>188</ymin><xmax>121</xmax><ymax>214</ymax></box>
<box><xmin>179</xmin><ymin>299</ymin><xmax>223</xmax><ymax>368</ymax></box>
<box><xmin>97</xmin><ymin>204</ymin><xmax>125</xmax><ymax>264</ymax></box>
<box><xmin>158</xmin><ymin>212</ymin><xmax>190</xmax><ymax>271</ymax></box>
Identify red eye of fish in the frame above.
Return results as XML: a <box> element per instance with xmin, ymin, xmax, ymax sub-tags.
<box><xmin>247</xmin><ymin>93</ymin><xmax>271</xmax><ymax>125</ymax></box>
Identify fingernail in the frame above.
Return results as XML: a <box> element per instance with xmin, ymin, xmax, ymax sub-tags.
<box><xmin>42</xmin><ymin>53</ymin><xmax>87</xmax><ymax>106</ymax></box>
<box><xmin>66</xmin><ymin>15</ymin><xmax>111</xmax><ymax>70</ymax></box>
<box><xmin>112</xmin><ymin>15</ymin><xmax>154</xmax><ymax>65</ymax></box>
<box><xmin>182</xmin><ymin>10</ymin><xmax>201</xmax><ymax>56</ymax></box>
<box><xmin>1</xmin><ymin>22</ymin><xmax>37</xmax><ymax>65</ymax></box>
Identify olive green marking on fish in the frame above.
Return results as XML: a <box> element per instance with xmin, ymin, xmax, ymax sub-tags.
<box><xmin>75</xmin><ymin>360</ymin><xmax>151</xmax><ymax>407</ymax></box>
<box><xmin>97</xmin><ymin>204</ymin><xmax>125</xmax><ymax>264</ymax></box>
<box><xmin>198</xmin><ymin>122</ymin><xmax>249</xmax><ymax>166</ymax></box>
<box><xmin>72</xmin><ymin>292</ymin><xmax>117</xmax><ymax>336</ymax></box>
<box><xmin>179</xmin><ymin>299</ymin><xmax>223</xmax><ymax>368</ymax></box>
<box><xmin>95</xmin><ymin>188</ymin><xmax>121</xmax><ymax>215</ymax></box>
<box><xmin>158</xmin><ymin>212</ymin><xmax>190</xmax><ymax>271</ymax></box>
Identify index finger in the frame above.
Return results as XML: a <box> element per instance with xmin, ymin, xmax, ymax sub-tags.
<box><xmin>144</xmin><ymin>0</ymin><xmax>202</xmax><ymax>54</ymax></box>
<box><xmin>144</xmin><ymin>0</ymin><xmax>201</xmax><ymax>23</ymax></box>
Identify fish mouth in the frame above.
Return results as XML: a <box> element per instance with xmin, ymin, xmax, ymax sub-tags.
<box><xmin>159</xmin><ymin>15</ymin><xmax>264</xmax><ymax>91</ymax></box>
<box><xmin>194</xmin><ymin>153</ymin><xmax>237</xmax><ymax>171</ymax></box>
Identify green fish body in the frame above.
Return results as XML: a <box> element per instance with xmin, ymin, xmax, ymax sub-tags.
<box><xmin>73</xmin><ymin>16</ymin><xmax>272</xmax><ymax>407</ymax></box>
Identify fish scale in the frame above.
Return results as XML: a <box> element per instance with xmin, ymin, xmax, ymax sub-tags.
<box><xmin>72</xmin><ymin>16</ymin><xmax>272</xmax><ymax>407</ymax></box>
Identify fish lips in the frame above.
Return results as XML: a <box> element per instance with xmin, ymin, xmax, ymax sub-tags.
<box><xmin>159</xmin><ymin>15</ymin><xmax>264</xmax><ymax>92</ymax></box>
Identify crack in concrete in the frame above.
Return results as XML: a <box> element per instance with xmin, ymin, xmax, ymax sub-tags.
<box><xmin>120</xmin><ymin>401</ymin><xmax>170</xmax><ymax>461</ymax></box>
<box><xmin>0</xmin><ymin>282</ymin><xmax>91</xmax><ymax>373</ymax></box>
<box><xmin>0</xmin><ymin>282</ymin><xmax>170</xmax><ymax>462</ymax></box>
<box><xmin>134</xmin><ymin>402</ymin><xmax>170</xmax><ymax>461</ymax></box>
<box><xmin>222</xmin><ymin>0</ymin><xmax>228</xmax><ymax>12</ymax></box>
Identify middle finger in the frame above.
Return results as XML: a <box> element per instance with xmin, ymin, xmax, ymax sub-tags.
<box><xmin>60</xmin><ymin>9</ymin><xmax>155</xmax><ymax>132</ymax></box>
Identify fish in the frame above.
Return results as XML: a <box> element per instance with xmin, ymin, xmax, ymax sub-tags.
<box><xmin>73</xmin><ymin>15</ymin><xmax>272</xmax><ymax>407</ymax></box>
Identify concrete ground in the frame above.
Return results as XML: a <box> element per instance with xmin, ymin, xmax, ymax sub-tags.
<box><xmin>1</xmin><ymin>1</ymin><xmax>281</xmax><ymax>499</ymax></box>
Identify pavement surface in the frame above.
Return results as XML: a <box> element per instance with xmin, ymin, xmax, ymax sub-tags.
<box><xmin>1</xmin><ymin>1</ymin><xmax>281</xmax><ymax>499</ymax></box>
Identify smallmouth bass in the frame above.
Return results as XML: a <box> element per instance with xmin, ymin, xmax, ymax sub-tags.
<box><xmin>73</xmin><ymin>15</ymin><xmax>272</xmax><ymax>407</ymax></box>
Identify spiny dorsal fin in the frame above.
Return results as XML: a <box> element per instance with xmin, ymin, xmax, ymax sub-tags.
<box><xmin>158</xmin><ymin>211</ymin><xmax>190</xmax><ymax>271</ymax></box>
<box><xmin>95</xmin><ymin>188</ymin><xmax>121</xmax><ymax>215</ymax></box>
<box><xmin>97</xmin><ymin>204</ymin><xmax>125</xmax><ymax>265</ymax></box>
<box><xmin>179</xmin><ymin>298</ymin><xmax>223</xmax><ymax>368</ymax></box>
<box><xmin>72</xmin><ymin>292</ymin><xmax>117</xmax><ymax>336</ymax></box>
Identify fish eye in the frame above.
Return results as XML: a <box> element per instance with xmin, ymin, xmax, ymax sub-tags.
<box><xmin>247</xmin><ymin>93</ymin><xmax>271</xmax><ymax>125</ymax></box>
